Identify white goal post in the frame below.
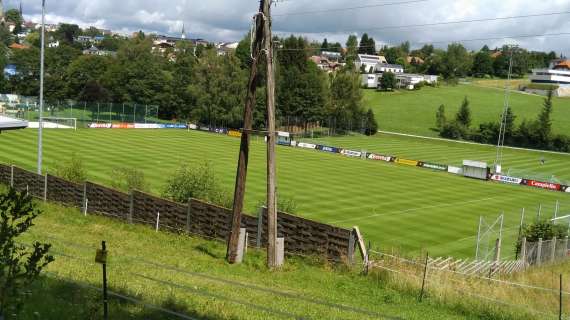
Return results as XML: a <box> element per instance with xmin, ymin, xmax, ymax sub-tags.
<box><xmin>41</xmin><ymin>117</ymin><xmax>77</xmax><ymax>130</ymax></box>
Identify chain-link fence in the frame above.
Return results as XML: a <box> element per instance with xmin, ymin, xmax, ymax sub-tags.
<box><xmin>524</xmin><ymin>237</ymin><xmax>570</xmax><ymax>266</ymax></box>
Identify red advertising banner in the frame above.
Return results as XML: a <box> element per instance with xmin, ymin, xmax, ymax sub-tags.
<box><xmin>522</xmin><ymin>179</ymin><xmax>561</xmax><ymax>191</ymax></box>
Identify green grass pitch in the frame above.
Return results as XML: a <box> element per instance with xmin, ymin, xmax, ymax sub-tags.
<box><xmin>364</xmin><ymin>84</ymin><xmax>570</xmax><ymax>137</ymax></box>
<box><xmin>0</xmin><ymin>128</ymin><xmax>568</xmax><ymax>259</ymax></box>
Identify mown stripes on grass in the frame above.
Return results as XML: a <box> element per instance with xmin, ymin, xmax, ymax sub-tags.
<box><xmin>0</xmin><ymin>129</ymin><xmax>567</xmax><ymax>258</ymax></box>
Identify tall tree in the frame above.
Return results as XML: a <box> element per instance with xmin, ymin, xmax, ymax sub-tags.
<box><xmin>345</xmin><ymin>35</ymin><xmax>358</xmax><ymax>65</ymax></box>
<box><xmin>379</xmin><ymin>72</ymin><xmax>396</xmax><ymax>91</ymax></box>
<box><xmin>435</xmin><ymin>104</ymin><xmax>446</xmax><ymax>130</ymax></box>
<box><xmin>358</xmin><ymin>33</ymin><xmax>370</xmax><ymax>54</ymax></box>
<box><xmin>443</xmin><ymin>43</ymin><xmax>472</xmax><ymax>79</ymax></box>
<box><xmin>321</xmin><ymin>38</ymin><xmax>329</xmax><ymax>52</ymax></box>
<box><xmin>537</xmin><ymin>90</ymin><xmax>554</xmax><ymax>146</ymax></box>
<box><xmin>472</xmin><ymin>49</ymin><xmax>494</xmax><ymax>77</ymax></box>
<box><xmin>456</xmin><ymin>96</ymin><xmax>472</xmax><ymax>127</ymax></box>
<box><xmin>55</xmin><ymin>24</ymin><xmax>81</xmax><ymax>44</ymax></box>
<box><xmin>4</xmin><ymin>9</ymin><xmax>23</xmax><ymax>35</ymax></box>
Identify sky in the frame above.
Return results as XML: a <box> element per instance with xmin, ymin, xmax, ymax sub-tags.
<box><xmin>5</xmin><ymin>0</ymin><xmax>570</xmax><ymax>55</ymax></box>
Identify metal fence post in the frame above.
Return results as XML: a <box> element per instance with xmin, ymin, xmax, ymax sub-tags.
<box><xmin>256</xmin><ymin>206</ymin><xmax>264</xmax><ymax>248</ymax></box>
<box><xmin>82</xmin><ymin>182</ymin><xmax>87</xmax><ymax>213</ymax></box>
<box><xmin>520</xmin><ymin>237</ymin><xmax>527</xmax><ymax>265</ymax></box>
<box><xmin>551</xmin><ymin>237</ymin><xmax>557</xmax><ymax>263</ymax></box>
<box><xmin>43</xmin><ymin>173</ymin><xmax>48</xmax><ymax>201</ymax></box>
<box><xmin>537</xmin><ymin>238</ymin><xmax>543</xmax><ymax>266</ymax></box>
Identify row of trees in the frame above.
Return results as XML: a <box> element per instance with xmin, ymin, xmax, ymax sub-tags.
<box><xmin>1</xmin><ymin>25</ymin><xmax>376</xmax><ymax>135</ymax></box>
<box><xmin>436</xmin><ymin>92</ymin><xmax>570</xmax><ymax>152</ymax></box>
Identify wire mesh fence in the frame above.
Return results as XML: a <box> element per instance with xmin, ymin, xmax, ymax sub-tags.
<box><xmin>524</xmin><ymin>238</ymin><xmax>570</xmax><ymax>266</ymax></box>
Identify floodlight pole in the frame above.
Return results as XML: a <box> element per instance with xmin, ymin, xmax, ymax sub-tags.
<box><xmin>494</xmin><ymin>46</ymin><xmax>515</xmax><ymax>171</ymax></box>
<box><xmin>37</xmin><ymin>0</ymin><xmax>46</xmax><ymax>174</ymax></box>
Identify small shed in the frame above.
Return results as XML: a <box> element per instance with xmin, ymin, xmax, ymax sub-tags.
<box><xmin>463</xmin><ymin>160</ymin><xmax>489</xmax><ymax>180</ymax></box>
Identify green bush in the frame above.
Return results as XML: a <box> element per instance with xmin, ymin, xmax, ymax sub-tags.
<box><xmin>515</xmin><ymin>220</ymin><xmax>567</xmax><ymax>255</ymax></box>
<box><xmin>110</xmin><ymin>167</ymin><xmax>149</xmax><ymax>192</ymax></box>
<box><xmin>257</xmin><ymin>196</ymin><xmax>298</xmax><ymax>214</ymax></box>
<box><xmin>0</xmin><ymin>188</ymin><xmax>54</xmax><ymax>318</ymax></box>
<box><xmin>162</xmin><ymin>162</ymin><xmax>231</xmax><ymax>207</ymax></box>
<box><xmin>53</xmin><ymin>153</ymin><xmax>87</xmax><ymax>183</ymax></box>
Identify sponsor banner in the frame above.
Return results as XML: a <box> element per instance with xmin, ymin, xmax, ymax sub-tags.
<box><xmin>88</xmin><ymin>123</ymin><xmax>111</xmax><ymax>128</ymax></box>
<box><xmin>228</xmin><ymin>130</ymin><xmax>242</xmax><ymax>138</ymax></box>
<box><xmin>561</xmin><ymin>185</ymin><xmax>569</xmax><ymax>193</ymax></box>
<box><xmin>297</xmin><ymin>142</ymin><xmax>317</xmax><ymax>150</ymax></box>
<box><xmin>419</xmin><ymin>162</ymin><xmax>448</xmax><ymax>171</ymax></box>
<box><xmin>134</xmin><ymin>123</ymin><xmax>161</xmax><ymax>129</ymax></box>
<box><xmin>448</xmin><ymin>166</ymin><xmax>463</xmax><ymax>175</ymax></box>
<box><xmin>277</xmin><ymin>141</ymin><xmax>291</xmax><ymax>146</ymax></box>
<box><xmin>340</xmin><ymin>149</ymin><xmax>362</xmax><ymax>158</ymax></box>
<box><xmin>316</xmin><ymin>145</ymin><xmax>340</xmax><ymax>153</ymax></box>
<box><xmin>522</xmin><ymin>179</ymin><xmax>562</xmax><ymax>191</ymax></box>
<box><xmin>111</xmin><ymin>123</ymin><xmax>135</xmax><ymax>129</ymax></box>
<box><xmin>290</xmin><ymin>141</ymin><xmax>298</xmax><ymax>147</ymax></box>
<box><xmin>160</xmin><ymin>124</ymin><xmax>188</xmax><ymax>129</ymax></box>
<box><xmin>189</xmin><ymin>124</ymin><xmax>198</xmax><ymax>130</ymax></box>
<box><xmin>367</xmin><ymin>153</ymin><xmax>392</xmax><ymax>162</ymax></box>
<box><xmin>395</xmin><ymin>158</ymin><xmax>419</xmax><ymax>166</ymax></box>
<box><xmin>213</xmin><ymin>128</ymin><xmax>227</xmax><ymax>134</ymax></box>
<box><xmin>490</xmin><ymin>174</ymin><xmax>523</xmax><ymax>185</ymax></box>
<box><xmin>491</xmin><ymin>174</ymin><xmax>523</xmax><ymax>185</ymax></box>
<box><xmin>199</xmin><ymin>126</ymin><xmax>210</xmax><ymax>131</ymax></box>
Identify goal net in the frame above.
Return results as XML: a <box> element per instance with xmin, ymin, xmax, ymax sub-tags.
<box><xmin>40</xmin><ymin>117</ymin><xmax>77</xmax><ymax>130</ymax></box>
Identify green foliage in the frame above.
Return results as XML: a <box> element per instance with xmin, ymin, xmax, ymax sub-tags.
<box><xmin>345</xmin><ymin>35</ymin><xmax>358</xmax><ymax>64</ymax></box>
<box><xmin>162</xmin><ymin>162</ymin><xmax>231</xmax><ymax>207</ymax></box>
<box><xmin>379</xmin><ymin>72</ymin><xmax>396</xmax><ymax>91</ymax></box>
<box><xmin>328</xmin><ymin>70</ymin><xmax>365</xmax><ymax>133</ymax></box>
<box><xmin>364</xmin><ymin>109</ymin><xmax>378</xmax><ymax>136</ymax></box>
<box><xmin>515</xmin><ymin>220</ymin><xmax>567</xmax><ymax>255</ymax></box>
<box><xmin>54</xmin><ymin>24</ymin><xmax>81</xmax><ymax>44</ymax></box>
<box><xmin>0</xmin><ymin>188</ymin><xmax>54</xmax><ymax>317</ymax></box>
<box><xmin>472</xmin><ymin>49</ymin><xmax>493</xmax><ymax>77</ymax></box>
<box><xmin>443</xmin><ymin>43</ymin><xmax>472</xmax><ymax>79</ymax></box>
<box><xmin>536</xmin><ymin>89</ymin><xmax>553</xmax><ymax>146</ymax></box>
<box><xmin>4</xmin><ymin>9</ymin><xmax>23</xmax><ymax>35</ymax></box>
<box><xmin>257</xmin><ymin>196</ymin><xmax>298</xmax><ymax>214</ymax></box>
<box><xmin>435</xmin><ymin>104</ymin><xmax>446</xmax><ymax>130</ymax></box>
<box><xmin>357</xmin><ymin>33</ymin><xmax>376</xmax><ymax>55</ymax></box>
<box><xmin>53</xmin><ymin>153</ymin><xmax>87</xmax><ymax>183</ymax></box>
<box><xmin>455</xmin><ymin>96</ymin><xmax>472</xmax><ymax>127</ymax></box>
<box><xmin>110</xmin><ymin>167</ymin><xmax>149</xmax><ymax>192</ymax></box>
<box><xmin>525</xmin><ymin>83</ymin><xmax>559</xmax><ymax>91</ymax></box>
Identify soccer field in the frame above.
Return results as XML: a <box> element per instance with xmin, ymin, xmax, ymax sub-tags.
<box><xmin>364</xmin><ymin>84</ymin><xmax>570</xmax><ymax>137</ymax></box>
<box><xmin>0</xmin><ymin>129</ymin><xmax>568</xmax><ymax>258</ymax></box>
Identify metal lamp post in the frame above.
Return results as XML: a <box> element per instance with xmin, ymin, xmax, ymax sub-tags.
<box><xmin>37</xmin><ymin>0</ymin><xmax>46</xmax><ymax>174</ymax></box>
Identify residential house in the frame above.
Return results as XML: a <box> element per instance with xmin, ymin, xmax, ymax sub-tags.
<box><xmin>82</xmin><ymin>46</ymin><xmax>116</xmax><ymax>57</ymax></box>
<box><xmin>216</xmin><ymin>42</ymin><xmax>239</xmax><ymax>56</ymax></box>
<box><xmin>529</xmin><ymin>59</ymin><xmax>570</xmax><ymax>97</ymax></box>
<box><xmin>309</xmin><ymin>56</ymin><xmax>342</xmax><ymax>72</ymax></box>
<box><xmin>9</xmin><ymin>43</ymin><xmax>29</xmax><ymax>50</ymax></box>
<box><xmin>48</xmin><ymin>40</ymin><xmax>60</xmax><ymax>48</ymax></box>
<box><xmin>376</xmin><ymin>63</ymin><xmax>404</xmax><ymax>74</ymax></box>
<box><xmin>321</xmin><ymin>51</ymin><xmax>342</xmax><ymax>61</ymax></box>
<box><xmin>407</xmin><ymin>56</ymin><xmax>425</xmax><ymax>65</ymax></box>
<box><xmin>356</xmin><ymin>54</ymin><xmax>387</xmax><ymax>73</ymax></box>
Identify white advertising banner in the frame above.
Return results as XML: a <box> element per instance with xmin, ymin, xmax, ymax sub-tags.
<box><xmin>448</xmin><ymin>166</ymin><xmax>463</xmax><ymax>175</ymax></box>
<box><xmin>490</xmin><ymin>174</ymin><xmax>523</xmax><ymax>185</ymax></box>
<box><xmin>341</xmin><ymin>149</ymin><xmax>362</xmax><ymax>158</ymax></box>
<box><xmin>297</xmin><ymin>142</ymin><xmax>317</xmax><ymax>149</ymax></box>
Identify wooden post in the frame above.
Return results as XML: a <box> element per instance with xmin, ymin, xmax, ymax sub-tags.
<box><xmin>43</xmin><ymin>173</ymin><xmax>47</xmax><ymax>201</ymax></box>
<box><xmin>494</xmin><ymin>238</ymin><xmax>501</xmax><ymax>262</ymax></box>
<box><xmin>82</xmin><ymin>183</ymin><xmax>87</xmax><ymax>213</ymax></box>
<box><xmin>155</xmin><ymin>211</ymin><xmax>160</xmax><ymax>232</ymax></box>
<box><xmin>256</xmin><ymin>206</ymin><xmax>264</xmax><ymax>248</ymax></box>
<box><xmin>226</xmin><ymin>0</ymin><xmax>265</xmax><ymax>264</ymax></box>
<box><xmin>263</xmin><ymin>0</ymin><xmax>278</xmax><ymax>268</ymax></box>
<box><xmin>560</xmin><ymin>274</ymin><xmax>563</xmax><ymax>320</ymax></box>
<box><xmin>348</xmin><ymin>229</ymin><xmax>356</xmax><ymax>265</ymax></box>
<box><xmin>419</xmin><ymin>252</ymin><xmax>429</xmax><ymax>302</ymax></box>
<box><xmin>353</xmin><ymin>226</ymin><xmax>367</xmax><ymax>261</ymax></box>
<box><xmin>537</xmin><ymin>238</ymin><xmax>543</xmax><ymax>266</ymax></box>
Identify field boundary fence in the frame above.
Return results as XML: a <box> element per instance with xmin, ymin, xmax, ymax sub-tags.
<box><xmin>0</xmin><ymin>163</ymin><xmax>354</xmax><ymax>263</ymax></box>
<box><xmin>368</xmin><ymin>249</ymin><xmax>570</xmax><ymax>319</ymax></box>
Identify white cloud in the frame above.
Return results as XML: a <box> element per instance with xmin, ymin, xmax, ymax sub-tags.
<box><xmin>6</xmin><ymin>0</ymin><xmax>570</xmax><ymax>55</ymax></box>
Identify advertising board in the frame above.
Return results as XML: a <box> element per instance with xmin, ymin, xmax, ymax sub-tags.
<box><xmin>88</xmin><ymin>123</ymin><xmax>111</xmax><ymax>128</ymax></box>
<box><xmin>297</xmin><ymin>143</ymin><xmax>317</xmax><ymax>149</ymax></box>
<box><xmin>522</xmin><ymin>179</ymin><xmax>561</xmax><ymax>191</ymax></box>
<box><xmin>340</xmin><ymin>149</ymin><xmax>362</xmax><ymax>158</ymax></box>
<box><xmin>367</xmin><ymin>153</ymin><xmax>392</xmax><ymax>162</ymax></box>
<box><xmin>395</xmin><ymin>158</ymin><xmax>419</xmax><ymax>166</ymax></box>
<box><xmin>490</xmin><ymin>174</ymin><xmax>523</xmax><ymax>185</ymax></box>
<box><xmin>316</xmin><ymin>145</ymin><xmax>340</xmax><ymax>153</ymax></box>
<box><xmin>418</xmin><ymin>162</ymin><xmax>448</xmax><ymax>171</ymax></box>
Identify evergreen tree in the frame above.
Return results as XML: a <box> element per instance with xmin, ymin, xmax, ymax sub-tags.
<box><xmin>345</xmin><ymin>35</ymin><xmax>359</xmax><ymax>65</ymax></box>
<box><xmin>321</xmin><ymin>38</ymin><xmax>329</xmax><ymax>52</ymax></box>
<box><xmin>379</xmin><ymin>72</ymin><xmax>396</xmax><ymax>91</ymax></box>
<box><xmin>435</xmin><ymin>104</ymin><xmax>446</xmax><ymax>130</ymax></box>
<box><xmin>456</xmin><ymin>96</ymin><xmax>472</xmax><ymax>127</ymax></box>
<box><xmin>364</xmin><ymin>108</ymin><xmax>378</xmax><ymax>136</ymax></box>
<box><xmin>537</xmin><ymin>89</ymin><xmax>554</xmax><ymax>146</ymax></box>
<box><xmin>358</xmin><ymin>34</ymin><xmax>370</xmax><ymax>54</ymax></box>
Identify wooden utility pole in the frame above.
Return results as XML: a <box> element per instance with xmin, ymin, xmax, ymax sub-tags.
<box><xmin>263</xmin><ymin>0</ymin><xmax>278</xmax><ymax>268</ymax></box>
<box><xmin>226</xmin><ymin>1</ymin><xmax>266</xmax><ymax>264</ymax></box>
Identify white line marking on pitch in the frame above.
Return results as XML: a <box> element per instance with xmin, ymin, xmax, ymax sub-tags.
<box><xmin>331</xmin><ymin>197</ymin><xmax>499</xmax><ymax>224</ymax></box>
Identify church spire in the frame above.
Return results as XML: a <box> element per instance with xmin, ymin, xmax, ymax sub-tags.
<box><xmin>181</xmin><ymin>22</ymin><xmax>186</xmax><ymax>39</ymax></box>
<box><xmin>19</xmin><ymin>0</ymin><xmax>22</xmax><ymax>15</ymax></box>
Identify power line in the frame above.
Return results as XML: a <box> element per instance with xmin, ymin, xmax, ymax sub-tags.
<box><xmin>273</xmin><ymin>0</ymin><xmax>429</xmax><ymax>17</ymax></box>
<box><xmin>331</xmin><ymin>10</ymin><xmax>570</xmax><ymax>33</ymax></box>
<box><xmin>275</xmin><ymin>31</ymin><xmax>570</xmax><ymax>51</ymax></box>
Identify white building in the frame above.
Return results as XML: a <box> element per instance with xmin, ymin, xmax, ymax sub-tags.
<box><xmin>361</xmin><ymin>73</ymin><xmax>438</xmax><ymax>89</ymax></box>
<box><xmin>356</xmin><ymin>54</ymin><xmax>387</xmax><ymax>73</ymax></box>
<box><xmin>376</xmin><ymin>63</ymin><xmax>404</xmax><ymax>74</ymax></box>
<box><xmin>529</xmin><ymin>60</ymin><xmax>570</xmax><ymax>97</ymax></box>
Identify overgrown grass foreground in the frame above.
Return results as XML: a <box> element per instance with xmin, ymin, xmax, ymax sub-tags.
<box><xmin>0</xmin><ymin>129</ymin><xmax>567</xmax><ymax>259</ymax></box>
<box><xmin>11</xmin><ymin>199</ymin><xmax>551</xmax><ymax>320</ymax></box>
